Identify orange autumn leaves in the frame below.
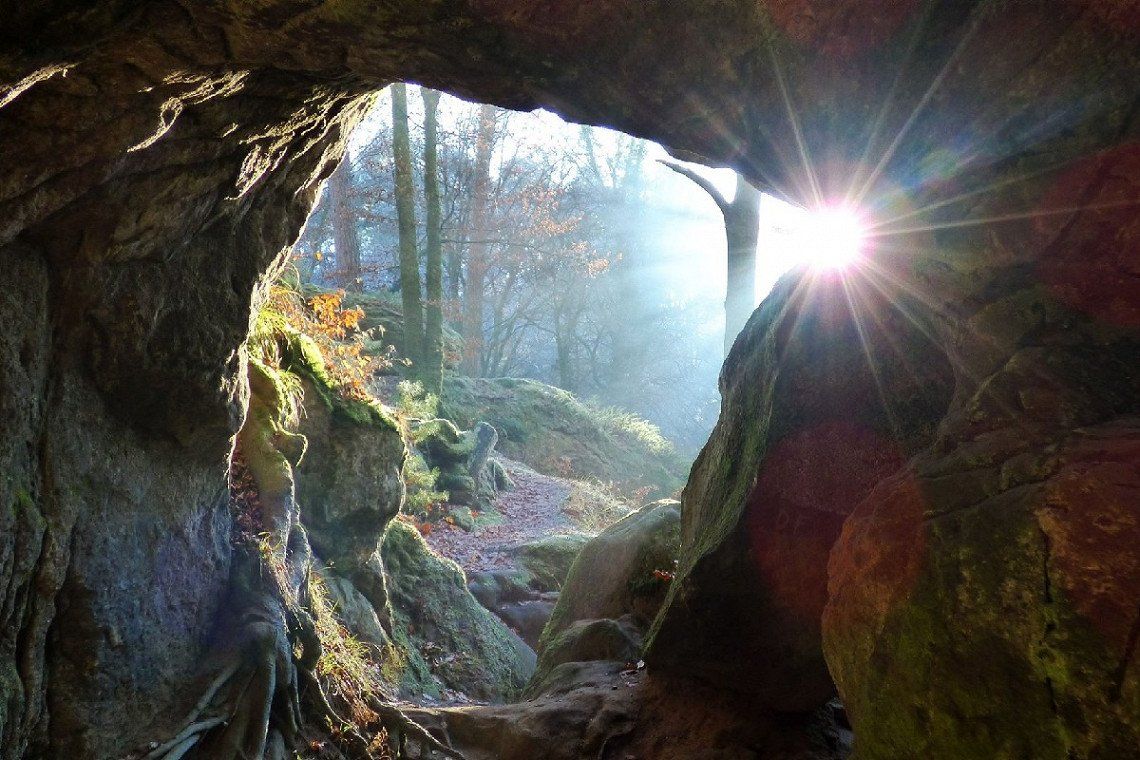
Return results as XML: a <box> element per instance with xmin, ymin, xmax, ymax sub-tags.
<box><xmin>264</xmin><ymin>285</ymin><xmax>390</xmax><ymax>402</ymax></box>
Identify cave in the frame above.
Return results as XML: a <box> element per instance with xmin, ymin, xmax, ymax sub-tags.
<box><xmin>2</xmin><ymin>1</ymin><xmax>1139</xmax><ymax>758</ymax></box>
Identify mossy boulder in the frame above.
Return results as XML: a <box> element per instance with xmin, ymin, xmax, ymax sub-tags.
<box><xmin>293</xmin><ymin>364</ymin><xmax>405</xmax><ymax>571</ymax></box>
<box><xmin>381</xmin><ymin>520</ymin><xmax>536</xmax><ymax>702</ymax></box>
<box><xmin>412</xmin><ymin>417</ymin><xmax>507</xmax><ymax>509</ymax></box>
<box><xmin>533</xmin><ymin>500</ymin><xmax>680</xmax><ymax>680</ymax></box>
<box><xmin>509</xmin><ymin>534</ymin><xmax>591</xmax><ymax>592</ymax></box>
<box><xmin>275</xmin><ymin>331</ymin><xmax>406</xmax><ymax>627</ymax></box>
<box><xmin>527</xmin><ymin>617</ymin><xmax>642</xmax><ymax>696</ymax></box>
<box><xmin>442</xmin><ymin>375</ymin><xmax>687</xmax><ymax>498</ymax></box>
<box><xmin>468</xmin><ymin>569</ymin><xmax>535</xmax><ymax>610</ymax></box>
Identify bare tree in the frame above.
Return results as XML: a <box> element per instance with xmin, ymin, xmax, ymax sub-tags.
<box><xmin>659</xmin><ymin>161</ymin><xmax>761</xmax><ymax>354</ymax></box>
<box><xmin>462</xmin><ymin>103</ymin><xmax>498</xmax><ymax>375</ymax></box>
<box><xmin>421</xmin><ymin>87</ymin><xmax>445</xmax><ymax>395</ymax></box>
<box><xmin>327</xmin><ymin>157</ymin><xmax>363</xmax><ymax>291</ymax></box>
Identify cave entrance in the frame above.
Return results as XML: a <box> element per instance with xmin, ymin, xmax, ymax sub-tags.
<box><xmin>275</xmin><ymin>83</ymin><xmax>941</xmax><ymax>717</ymax></box>
<box><xmin>274</xmin><ymin>86</ymin><xmax>730</xmax><ymax>707</ymax></box>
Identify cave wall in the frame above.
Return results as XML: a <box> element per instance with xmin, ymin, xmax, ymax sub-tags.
<box><xmin>647</xmin><ymin>271</ymin><xmax>956</xmax><ymax>711</ymax></box>
<box><xmin>1</xmin><ymin>6</ymin><xmax>377</xmax><ymax>755</ymax></box>
<box><xmin>1</xmin><ymin>0</ymin><xmax>1138</xmax><ymax>757</ymax></box>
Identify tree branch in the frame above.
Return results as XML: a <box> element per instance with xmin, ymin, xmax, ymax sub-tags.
<box><xmin>657</xmin><ymin>159</ymin><xmax>731</xmax><ymax>217</ymax></box>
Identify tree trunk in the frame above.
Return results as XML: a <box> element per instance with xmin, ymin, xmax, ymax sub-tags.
<box><xmin>658</xmin><ymin>161</ymin><xmax>762</xmax><ymax>355</ymax></box>
<box><xmin>554</xmin><ymin>305</ymin><xmax>580</xmax><ymax>393</ymax></box>
<box><xmin>462</xmin><ymin>103</ymin><xmax>497</xmax><ymax>376</ymax></box>
<box><xmin>723</xmin><ymin>174</ymin><xmax>761</xmax><ymax>354</ymax></box>
<box><xmin>421</xmin><ymin>88</ymin><xmax>445</xmax><ymax>396</ymax></box>
<box><xmin>328</xmin><ymin>158</ymin><xmax>363</xmax><ymax>291</ymax></box>
<box><xmin>391</xmin><ymin>82</ymin><xmax>425</xmax><ymax>373</ymax></box>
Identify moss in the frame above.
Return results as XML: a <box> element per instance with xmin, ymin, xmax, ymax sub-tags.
<box><xmin>278</xmin><ymin>327</ymin><xmax>398</xmax><ymax>433</ymax></box>
<box><xmin>11</xmin><ymin>488</ymin><xmax>33</xmax><ymax>518</ymax></box>
<box><xmin>441</xmin><ymin>374</ymin><xmax>687</xmax><ymax>498</ymax></box>
<box><xmin>381</xmin><ymin>520</ymin><xmax>535</xmax><ymax>701</ymax></box>
<box><xmin>240</xmin><ymin>361</ymin><xmax>300</xmax><ymax>510</ymax></box>
<box><xmin>539</xmin><ymin>501</ymin><xmax>680</xmax><ymax>656</ymax></box>
<box><xmin>512</xmin><ymin>534</ymin><xmax>590</xmax><ymax>591</ymax></box>
<box><xmin>527</xmin><ymin>618</ymin><xmax>641</xmax><ymax>694</ymax></box>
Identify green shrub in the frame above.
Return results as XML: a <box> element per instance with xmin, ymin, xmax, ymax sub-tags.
<box><xmin>402</xmin><ymin>451</ymin><xmax>448</xmax><ymax>518</ymax></box>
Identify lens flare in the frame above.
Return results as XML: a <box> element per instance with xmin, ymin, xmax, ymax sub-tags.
<box><xmin>802</xmin><ymin>207</ymin><xmax>866</xmax><ymax>270</ymax></box>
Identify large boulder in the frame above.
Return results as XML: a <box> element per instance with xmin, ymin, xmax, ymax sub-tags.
<box><xmin>528</xmin><ymin>501</ymin><xmax>681</xmax><ymax>691</ymax></box>
<box><xmin>381</xmin><ymin>520</ymin><xmax>536</xmax><ymax>701</ymax></box>
<box><xmin>820</xmin><ymin>137</ymin><xmax>1140</xmax><ymax>758</ymax></box>
<box><xmin>825</xmin><ymin>336</ymin><xmax>1140</xmax><ymax>754</ymax></box>
<box><xmin>443</xmin><ymin>375</ymin><xmax>688</xmax><ymax>498</ymax></box>
<box><xmin>645</xmin><ymin>273</ymin><xmax>955</xmax><ymax>712</ymax></box>
<box><xmin>290</xmin><ymin>335</ymin><xmax>406</xmax><ymax>625</ymax></box>
<box><xmin>509</xmin><ymin>533</ymin><xmax>591</xmax><ymax>592</ymax></box>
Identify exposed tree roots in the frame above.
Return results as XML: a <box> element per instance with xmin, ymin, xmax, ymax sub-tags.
<box><xmin>132</xmin><ymin>378</ymin><xmax>467</xmax><ymax>760</ymax></box>
<box><xmin>133</xmin><ymin>538</ymin><xmax>467</xmax><ymax>760</ymax></box>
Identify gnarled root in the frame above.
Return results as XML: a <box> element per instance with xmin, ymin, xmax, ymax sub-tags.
<box><xmin>134</xmin><ymin>539</ymin><xmax>465</xmax><ymax>760</ymax></box>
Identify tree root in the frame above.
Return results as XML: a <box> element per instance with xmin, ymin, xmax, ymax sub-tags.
<box><xmin>132</xmin><ymin>549</ymin><xmax>466</xmax><ymax>760</ymax></box>
<box><xmin>363</xmin><ymin>695</ymin><xmax>466</xmax><ymax>760</ymax></box>
<box><xmin>133</xmin><ymin>376</ymin><xmax>468</xmax><ymax>760</ymax></box>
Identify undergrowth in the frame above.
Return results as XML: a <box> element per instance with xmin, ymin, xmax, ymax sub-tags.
<box><xmin>393</xmin><ymin>381</ymin><xmax>449</xmax><ymax>518</ymax></box>
<box><xmin>588</xmin><ymin>404</ymin><xmax>673</xmax><ymax>456</ymax></box>
<box><xmin>308</xmin><ymin>575</ymin><xmax>387</xmax><ymax>717</ymax></box>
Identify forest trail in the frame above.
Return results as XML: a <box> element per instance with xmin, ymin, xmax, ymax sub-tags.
<box><xmin>425</xmin><ymin>460</ymin><xmax>586</xmax><ymax>575</ymax></box>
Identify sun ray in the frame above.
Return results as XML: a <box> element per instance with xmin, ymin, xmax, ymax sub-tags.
<box><xmin>852</xmin><ymin>1</ymin><xmax>995</xmax><ymax>208</ymax></box>
<box><xmin>845</xmin><ymin>2</ymin><xmax>939</xmax><ymax>208</ymax></box>
<box><xmin>864</xmin><ymin>159</ymin><xmax>1076</xmax><ymax>232</ymax></box>
<box><xmin>759</xmin><ymin>17</ymin><xmax>824</xmax><ymax>207</ymax></box>
<box><xmin>837</xmin><ymin>274</ymin><xmax>907</xmax><ymax>439</ymax></box>
<box><xmin>868</xmin><ymin>197</ymin><xmax>1140</xmax><ymax>238</ymax></box>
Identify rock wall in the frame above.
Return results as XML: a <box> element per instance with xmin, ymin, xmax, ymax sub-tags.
<box><xmin>647</xmin><ymin>271</ymin><xmax>955</xmax><ymax>711</ymax></box>
<box><xmin>1</xmin><ymin>1</ymin><xmax>1137</xmax><ymax>757</ymax></box>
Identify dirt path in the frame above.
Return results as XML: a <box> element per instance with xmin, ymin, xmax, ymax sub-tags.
<box><xmin>425</xmin><ymin>460</ymin><xmax>585</xmax><ymax>574</ymax></box>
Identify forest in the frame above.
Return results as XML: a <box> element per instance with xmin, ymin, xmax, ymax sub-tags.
<box><xmin>297</xmin><ymin>86</ymin><xmax>752</xmax><ymax>453</ymax></box>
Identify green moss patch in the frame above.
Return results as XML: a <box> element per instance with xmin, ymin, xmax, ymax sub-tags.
<box><xmin>441</xmin><ymin>375</ymin><xmax>688</xmax><ymax>499</ymax></box>
<box><xmin>381</xmin><ymin>520</ymin><xmax>535</xmax><ymax>701</ymax></box>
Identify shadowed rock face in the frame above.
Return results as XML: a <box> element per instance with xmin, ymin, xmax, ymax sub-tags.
<box><xmin>648</xmin><ymin>272</ymin><xmax>956</xmax><ymax>711</ymax></box>
<box><xmin>1</xmin><ymin>1</ymin><xmax>1137</xmax><ymax>757</ymax></box>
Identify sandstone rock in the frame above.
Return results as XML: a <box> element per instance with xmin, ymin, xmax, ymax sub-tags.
<box><xmin>647</xmin><ymin>273</ymin><xmax>955</xmax><ymax>712</ymax></box>
<box><xmin>2</xmin><ymin>0</ymin><xmax>1137</xmax><ymax>756</ymax></box>
<box><xmin>539</xmin><ymin>500</ymin><xmax>681</xmax><ymax>658</ymax></box>
<box><xmin>528</xmin><ymin>616</ymin><xmax>643</xmax><ymax>695</ymax></box>
<box><xmin>509</xmin><ymin>533</ymin><xmax>591</xmax><ymax>591</ymax></box>
<box><xmin>495</xmin><ymin>600</ymin><xmax>558</xmax><ymax>650</ymax></box>
<box><xmin>443</xmin><ymin>375</ymin><xmax>687</xmax><ymax>497</ymax></box>
<box><xmin>825</xmin><ymin>418</ymin><xmax>1140</xmax><ymax>759</ymax></box>
<box><xmin>314</xmin><ymin>566</ymin><xmax>391</xmax><ymax>653</ymax></box>
<box><xmin>292</xmin><ymin>347</ymin><xmax>406</xmax><ymax>628</ymax></box>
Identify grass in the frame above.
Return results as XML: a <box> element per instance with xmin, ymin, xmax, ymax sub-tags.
<box><xmin>587</xmin><ymin>404</ymin><xmax>674</xmax><ymax>456</ymax></box>
<box><xmin>308</xmin><ymin>573</ymin><xmax>393</xmax><ymax>724</ymax></box>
